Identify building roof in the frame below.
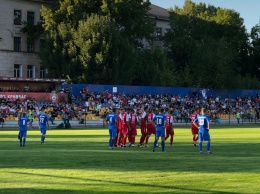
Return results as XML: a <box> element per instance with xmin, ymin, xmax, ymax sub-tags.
<box><xmin>26</xmin><ymin>0</ymin><xmax>57</xmax><ymax>3</ymax></box>
<box><xmin>147</xmin><ymin>4</ymin><xmax>169</xmax><ymax>21</ymax></box>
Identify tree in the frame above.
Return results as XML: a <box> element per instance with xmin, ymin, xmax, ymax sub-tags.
<box><xmin>164</xmin><ymin>0</ymin><xmax>254</xmax><ymax>89</ymax></box>
<box><xmin>133</xmin><ymin>48</ymin><xmax>177</xmax><ymax>86</ymax></box>
<box><xmin>40</xmin><ymin>0</ymin><xmax>155</xmax><ymax>83</ymax></box>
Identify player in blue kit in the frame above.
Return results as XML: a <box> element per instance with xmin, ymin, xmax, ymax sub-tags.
<box><xmin>193</xmin><ymin>108</ymin><xmax>212</xmax><ymax>154</ymax></box>
<box><xmin>38</xmin><ymin>109</ymin><xmax>50</xmax><ymax>144</ymax></box>
<box><xmin>18</xmin><ymin>112</ymin><xmax>30</xmax><ymax>147</ymax></box>
<box><xmin>152</xmin><ymin>108</ymin><xmax>167</xmax><ymax>152</ymax></box>
<box><xmin>106</xmin><ymin>108</ymin><xmax>118</xmax><ymax>149</ymax></box>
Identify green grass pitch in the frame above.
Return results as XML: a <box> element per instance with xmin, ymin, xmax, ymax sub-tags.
<box><xmin>0</xmin><ymin>126</ymin><xmax>260</xmax><ymax>194</ymax></box>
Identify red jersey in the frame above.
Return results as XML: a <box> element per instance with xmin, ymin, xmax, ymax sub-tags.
<box><xmin>140</xmin><ymin>111</ymin><xmax>148</xmax><ymax>129</ymax></box>
<box><xmin>117</xmin><ymin>114</ymin><xmax>123</xmax><ymax>130</ymax></box>
<box><xmin>130</xmin><ymin>113</ymin><xmax>138</xmax><ymax>129</ymax></box>
<box><xmin>166</xmin><ymin>115</ymin><xmax>173</xmax><ymax>127</ymax></box>
<box><xmin>190</xmin><ymin>113</ymin><xmax>198</xmax><ymax>122</ymax></box>
<box><xmin>122</xmin><ymin>112</ymin><xmax>130</xmax><ymax>129</ymax></box>
<box><xmin>147</xmin><ymin>113</ymin><xmax>155</xmax><ymax>128</ymax></box>
<box><xmin>190</xmin><ymin>113</ymin><xmax>198</xmax><ymax>127</ymax></box>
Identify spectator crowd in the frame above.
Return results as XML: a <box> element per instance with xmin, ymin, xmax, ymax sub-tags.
<box><xmin>1</xmin><ymin>88</ymin><xmax>260</xmax><ymax>125</ymax></box>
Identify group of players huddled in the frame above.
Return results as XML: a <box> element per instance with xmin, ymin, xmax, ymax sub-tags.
<box><xmin>107</xmin><ymin>106</ymin><xmax>212</xmax><ymax>154</ymax></box>
<box><xmin>17</xmin><ymin>107</ymin><xmax>49</xmax><ymax>147</ymax></box>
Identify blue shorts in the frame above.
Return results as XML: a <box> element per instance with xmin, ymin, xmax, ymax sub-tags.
<box><xmin>20</xmin><ymin>130</ymin><xmax>27</xmax><ymax>138</ymax></box>
<box><xmin>109</xmin><ymin>128</ymin><xmax>116</xmax><ymax>139</ymax></box>
<box><xmin>40</xmin><ymin>127</ymin><xmax>47</xmax><ymax>135</ymax></box>
<box><xmin>155</xmin><ymin>127</ymin><xmax>165</xmax><ymax>138</ymax></box>
<box><xmin>199</xmin><ymin>132</ymin><xmax>211</xmax><ymax>141</ymax></box>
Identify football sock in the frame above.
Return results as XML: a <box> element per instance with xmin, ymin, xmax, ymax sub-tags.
<box><xmin>23</xmin><ymin>138</ymin><xmax>26</xmax><ymax>146</ymax></box>
<box><xmin>170</xmin><ymin>136</ymin><xmax>173</xmax><ymax>145</ymax></box>
<box><xmin>161</xmin><ymin>141</ymin><xmax>165</xmax><ymax>151</ymax></box>
<box><xmin>122</xmin><ymin>136</ymin><xmax>127</xmax><ymax>145</ymax></box>
<box><xmin>195</xmin><ymin>136</ymin><xmax>198</xmax><ymax>141</ymax></box>
<box><xmin>145</xmin><ymin>136</ymin><xmax>149</xmax><ymax>144</ymax></box>
<box><xmin>117</xmin><ymin>136</ymin><xmax>122</xmax><ymax>146</ymax></box>
<box><xmin>110</xmin><ymin>139</ymin><xmax>114</xmax><ymax>147</ymax></box>
<box><xmin>41</xmin><ymin>135</ymin><xmax>45</xmax><ymax>143</ymax></box>
<box><xmin>199</xmin><ymin>142</ymin><xmax>202</xmax><ymax>152</ymax></box>
<box><xmin>193</xmin><ymin>136</ymin><xmax>195</xmax><ymax>142</ymax></box>
<box><xmin>153</xmin><ymin>140</ymin><xmax>158</xmax><ymax>150</ymax></box>
<box><xmin>114</xmin><ymin>136</ymin><xmax>118</xmax><ymax>146</ymax></box>
<box><xmin>128</xmin><ymin>136</ymin><xmax>131</xmax><ymax>144</ymax></box>
<box><xmin>132</xmin><ymin>136</ymin><xmax>135</xmax><ymax>145</ymax></box>
<box><xmin>20</xmin><ymin>138</ymin><xmax>22</xmax><ymax>146</ymax></box>
<box><xmin>207</xmin><ymin>141</ymin><xmax>211</xmax><ymax>151</ymax></box>
<box><xmin>139</xmin><ymin>135</ymin><xmax>145</xmax><ymax>144</ymax></box>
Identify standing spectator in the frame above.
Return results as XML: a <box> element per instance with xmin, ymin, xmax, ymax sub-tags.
<box><xmin>236</xmin><ymin>110</ymin><xmax>241</xmax><ymax>124</ymax></box>
<box><xmin>28</xmin><ymin>109</ymin><xmax>34</xmax><ymax>129</ymax></box>
<box><xmin>23</xmin><ymin>84</ymin><xmax>29</xmax><ymax>92</ymax></box>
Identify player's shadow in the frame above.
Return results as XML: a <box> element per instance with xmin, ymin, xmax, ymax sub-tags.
<box><xmin>9</xmin><ymin>171</ymin><xmax>240</xmax><ymax>194</ymax></box>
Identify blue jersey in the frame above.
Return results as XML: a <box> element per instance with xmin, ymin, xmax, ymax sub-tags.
<box><xmin>38</xmin><ymin>114</ymin><xmax>48</xmax><ymax>129</ymax></box>
<box><xmin>194</xmin><ymin>114</ymin><xmax>210</xmax><ymax>133</ymax></box>
<box><xmin>107</xmin><ymin>113</ymin><xmax>118</xmax><ymax>130</ymax></box>
<box><xmin>153</xmin><ymin>114</ymin><xmax>167</xmax><ymax>128</ymax></box>
<box><xmin>19</xmin><ymin>116</ymin><xmax>30</xmax><ymax>131</ymax></box>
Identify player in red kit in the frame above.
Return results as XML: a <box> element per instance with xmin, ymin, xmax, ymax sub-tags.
<box><xmin>165</xmin><ymin>110</ymin><xmax>174</xmax><ymax>146</ymax></box>
<box><xmin>144</xmin><ymin>108</ymin><xmax>156</xmax><ymax>147</ymax></box>
<box><xmin>121</xmin><ymin>108</ymin><xmax>131</xmax><ymax>148</ymax></box>
<box><xmin>138</xmin><ymin>106</ymin><xmax>148</xmax><ymax>147</ymax></box>
<box><xmin>190</xmin><ymin>109</ymin><xmax>199</xmax><ymax>147</ymax></box>
<box><xmin>128</xmin><ymin>108</ymin><xmax>139</xmax><ymax>147</ymax></box>
<box><xmin>115</xmin><ymin>108</ymin><xmax>123</xmax><ymax>147</ymax></box>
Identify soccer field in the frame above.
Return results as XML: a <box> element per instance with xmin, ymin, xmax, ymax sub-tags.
<box><xmin>0</xmin><ymin>126</ymin><xmax>260</xmax><ymax>194</ymax></box>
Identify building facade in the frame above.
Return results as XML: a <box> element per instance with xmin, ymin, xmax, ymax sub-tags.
<box><xmin>0</xmin><ymin>0</ymin><xmax>54</xmax><ymax>79</ymax></box>
<box><xmin>144</xmin><ymin>3</ymin><xmax>170</xmax><ymax>50</ymax></box>
<box><xmin>0</xmin><ymin>0</ymin><xmax>169</xmax><ymax>79</ymax></box>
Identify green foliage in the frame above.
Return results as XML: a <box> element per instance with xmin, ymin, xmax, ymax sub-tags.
<box><xmin>39</xmin><ymin>0</ymin><xmax>260</xmax><ymax>89</ymax></box>
<box><xmin>165</xmin><ymin>0</ymin><xmax>260</xmax><ymax>89</ymax></box>
<box><xmin>133</xmin><ymin>48</ymin><xmax>177</xmax><ymax>86</ymax></box>
<box><xmin>40</xmin><ymin>0</ymin><xmax>154</xmax><ymax>84</ymax></box>
<box><xmin>21</xmin><ymin>21</ymin><xmax>44</xmax><ymax>44</ymax></box>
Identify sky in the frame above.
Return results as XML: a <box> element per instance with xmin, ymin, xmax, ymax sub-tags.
<box><xmin>150</xmin><ymin>0</ymin><xmax>260</xmax><ymax>33</ymax></box>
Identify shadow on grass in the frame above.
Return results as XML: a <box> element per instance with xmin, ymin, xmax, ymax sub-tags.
<box><xmin>8</xmin><ymin>171</ymin><xmax>240</xmax><ymax>194</ymax></box>
<box><xmin>0</xmin><ymin>140</ymin><xmax>260</xmax><ymax>173</ymax></box>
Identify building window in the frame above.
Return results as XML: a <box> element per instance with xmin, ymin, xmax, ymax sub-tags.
<box><xmin>14</xmin><ymin>64</ymin><xmax>21</xmax><ymax>77</ymax></box>
<box><xmin>156</xmin><ymin>28</ymin><xmax>162</xmax><ymax>41</ymax></box>
<box><xmin>27</xmin><ymin>38</ymin><xmax>34</xmax><ymax>53</ymax></box>
<box><xmin>14</xmin><ymin>10</ymin><xmax>22</xmax><ymax>25</ymax></box>
<box><xmin>27</xmin><ymin>11</ymin><xmax>34</xmax><ymax>25</ymax></box>
<box><xmin>14</xmin><ymin>37</ymin><xmax>21</xmax><ymax>52</ymax></box>
<box><xmin>39</xmin><ymin>15</ymin><xmax>45</xmax><ymax>24</ymax></box>
<box><xmin>27</xmin><ymin>65</ymin><xmax>35</xmax><ymax>78</ymax></box>
<box><xmin>40</xmin><ymin>66</ymin><xmax>47</xmax><ymax>78</ymax></box>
